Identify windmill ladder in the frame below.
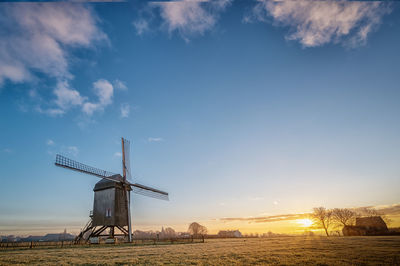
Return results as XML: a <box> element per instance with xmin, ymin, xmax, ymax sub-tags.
<box><xmin>74</xmin><ymin>216</ymin><xmax>94</xmax><ymax>244</ymax></box>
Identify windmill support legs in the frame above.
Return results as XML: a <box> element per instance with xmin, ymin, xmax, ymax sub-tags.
<box><xmin>75</xmin><ymin>225</ymin><xmax>132</xmax><ymax>244</ymax></box>
<box><xmin>109</xmin><ymin>227</ymin><xmax>114</xmax><ymax>238</ymax></box>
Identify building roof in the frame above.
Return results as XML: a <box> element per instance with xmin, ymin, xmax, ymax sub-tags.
<box><xmin>356</xmin><ymin>216</ymin><xmax>388</xmax><ymax>229</ymax></box>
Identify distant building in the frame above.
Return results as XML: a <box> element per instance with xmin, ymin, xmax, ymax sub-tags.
<box><xmin>217</xmin><ymin>230</ymin><xmax>242</xmax><ymax>238</ymax></box>
<box><xmin>178</xmin><ymin>232</ymin><xmax>191</xmax><ymax>238</ymax></box>
<box><xmin>342</xmin><ymin>216</ymin><xmax>389</xmax><ymax>236</ymax></box>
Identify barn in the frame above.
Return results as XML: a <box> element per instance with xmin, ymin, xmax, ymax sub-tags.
<box><xmin>342</xmin><ymin>216</ymin><xmax>388</xmax><ymax>236</ymax></box>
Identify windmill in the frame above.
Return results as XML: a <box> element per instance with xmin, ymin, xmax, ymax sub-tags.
<box><xmin>54</xmin><ymin>137</ymin><xmax>168</xmax><ymax>243</ymax></box>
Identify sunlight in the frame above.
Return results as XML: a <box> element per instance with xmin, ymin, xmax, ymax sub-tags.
<box><xmin>296</xmin><ymin>219</ymin><xmax>313</xmax><ymax>227</ymax></box>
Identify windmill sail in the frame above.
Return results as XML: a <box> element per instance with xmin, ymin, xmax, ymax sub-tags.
<box><xmin>130</xmin><ymin>182</ymin><xmax>169</xmax><ymax>201</ymax></box>
<box><xmin>122</xmin><ymin>138</ymin><xmax>132</xmax><ymax>181</ymax></box>
<box><xmin>55</xmin><ymin>154</ymin><xmax>121</xmax><ymax>182</ymax></box>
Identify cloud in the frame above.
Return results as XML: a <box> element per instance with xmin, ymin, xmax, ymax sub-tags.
<box><xmin>114</xmin><ymin>79</ymin><xmax>128</xmax><ymax>90</ymax></box>
<box><xmin>46</xmin><ymin>139</ymin><xmax>55</xmax><ymax>146</ymax></box>
<box><xmin>247</xmin><ymin>0</ymin><xmax>391</xmax><ymax>47</ymax></box>
<box><xmin>0</xmin><ymin>3</ymin><xmax>106</xmax><ymax>86</ymax></box>
<box><xmin>37</xmin><ymin>107</ymin><xmax>66</xmax><ymax>117</ymax></box>
<box><xmin>353</xmin><ymin>203</ymin><xmax>400</xmax><ymax>216</ymax></box>
<box><xmin>120</xmin><ymin>103</ymin><xmax>130</xmax><ymax>118</ymax></box>
<box><xmin>133</xmin><ymin>19</ymin><xmax>150</xmax><ymax>36</ymax></box>
<box><xmin>0</xmin><ymin>3</ymin><xmax>115</xmax><ymax>117</ymax></box>
<box><xmin>67</xmin><ymin>146</ymin><xmax>79</xmax><ymax>157</ymax></box>
<box><xmin>54</xmin><ymin>81</ymin><xmax>86</xmax><ymax>111</ymax></box>
<box><xmin>135</xmin><ymin>0</ymin><xmax>231</xmax><ymax>41</ymax></box>
<box><xmin>34</xmin><ymin>78</ymin><xmax>115</xmax><ymax>116</ymax></box>
<box><xmin>220</xmin><ymin>213</ymin><xmax>310</xmax><ymax>223</ymax></box>
<box><xmin>114</xmin><ymin>152</ymin><xmax>122</xmax><ymax>157</ymax></box>
<box><xmin>148</xmin><ymin>137</ymin><xmax>164</xmax><ymax>142</ymax></box>
<box><xmin>82</xmin><ymin>79</ymin><xmax>114</xmax><ymax>116</ymax></box>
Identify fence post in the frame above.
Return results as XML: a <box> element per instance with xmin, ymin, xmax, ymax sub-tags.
<box><xmin>30</xmin><ymin>241</ymin><xmax>33</xmax><ymax>249</ymax></box>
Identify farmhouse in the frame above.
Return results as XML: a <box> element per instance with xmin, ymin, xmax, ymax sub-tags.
<box><xmin>342</xmin><ymin>216</ymin><xmax>389</xmax><ymax>236</ymax></box>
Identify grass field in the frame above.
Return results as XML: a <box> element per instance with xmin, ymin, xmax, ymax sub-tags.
<box><xmin>1</xmin><ymin>236</ymin><xmax>399</xmax><ymax>265</ymax></box>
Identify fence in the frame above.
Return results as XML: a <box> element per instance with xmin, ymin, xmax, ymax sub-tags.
<box><xmin>0</xmin><ymin>238</ymin><xmax>204</xmax><ymax>250</ymax></box>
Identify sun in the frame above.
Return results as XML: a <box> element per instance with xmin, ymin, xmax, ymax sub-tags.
<box><xmin>296</xmin><ymin>218</ymin><xmax>313</xmax><ymax>227</ymax></box>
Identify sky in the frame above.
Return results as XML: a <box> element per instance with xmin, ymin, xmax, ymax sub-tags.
<box><xmin>0</xmin><ymin>0</ymin><xmax>400</xmax><ymax>236</ymax></box>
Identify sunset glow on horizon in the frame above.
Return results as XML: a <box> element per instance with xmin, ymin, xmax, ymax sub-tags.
<box><xmin>296</xmin><ymin>219</ymin><xmax>313</xmax><ymax>228</ymax></box>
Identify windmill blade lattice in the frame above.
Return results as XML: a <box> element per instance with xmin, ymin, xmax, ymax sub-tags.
<box><xmin>55</xmin><ymin>154</ymin><xmax>120</xmax><ymax>181</ymax></box>
<box><xmin>130</xmin><ymin>182</ymin><xmax>169</xmax><ymax>201</ymax></box>
<box><xmin>122</xmin><ymin>138</ymin><xmax>132</xmax><ymax>180</ymax></box>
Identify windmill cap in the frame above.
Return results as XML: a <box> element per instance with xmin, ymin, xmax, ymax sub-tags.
<box><xmin>93</xmin><ymin>174</ymin><xmax>129</xmax><ymax>191</ymax></box>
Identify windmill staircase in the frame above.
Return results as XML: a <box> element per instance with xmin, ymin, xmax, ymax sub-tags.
<box><xmin>74</xmin><ymin>211</ymin><xmax>94</xmax><ymax>244</ymax></box>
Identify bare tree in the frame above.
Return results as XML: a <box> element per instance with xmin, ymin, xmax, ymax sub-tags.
<box><xmin>188</xmin><ymin>222</ymin><xmax>207</xmax><ymax>236</ymax></box>
<box><xmin>312</xmin><ymin>207</ymin><xmax>333</xmax><ymax>237</ymax></box>
<box><xmin>332</xmin><ymin>208</ymin><xmax>356</xmax><ymax>226</ymax></box>
<box><xmin>163</xmin><ymin>227</ymin><xmax>176</xmax><ymax>238</ymax></box>
<box><xmin>358</xmin><ymin>207</ymin><xmax>379</xmax><ymax>217</ymax></box>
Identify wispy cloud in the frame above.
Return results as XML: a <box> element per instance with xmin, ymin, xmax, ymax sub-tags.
<box><xmin>53</xmin><ymin>80</ymin><xmax>86</xmax><ymax>114</ymax></box>
<box><xmin>120</xmin><ymin>103</ymin><xmax>130</xmax><ymax>118</ymax></box>
<box><xmin>82</xmin><ymin>79</ymin><xmax>114</xmax><ymax>116</ymax></box>
<box><xmin>46</xmin><ymin>141</ymin><xmax>80</xmax><ymax>157</ymax></box>
<box><xmin>36</xmin><ymin>107</ymin><xmax>66</xmax><ymax>117</ymax></box>
<box><xmin>134</xmin><ymin>0</ymin><xmax>232</xmax><ymax>41</ymax></box>
<box><xmin>220</xmin><ymin>213</ymin><xmax>310</xmax><ymax>223</ymax></box>
<box><xmin>113</xmin><ymin>79</ymin><xmax>128</xmax><ymax>91</ymax></box>
<box><xmin>114</xmin><ymin>152</ymin><xmax>122</xmax><ymax>157</ymax></box>
<box><xmin>246</xmin><ymin>0</ymin><xmax>391</xmax><ymax>47</ymax></box>
<box><xmin>67</xmin><ymin>146</ymin><xmax>79</xmax><ymax>157</ymax></box>
<box><xmin>133</xmin><ymin>19</ymin><xmax>150</xmax><ymax>36</ymax></box>
<box><xmin>148</xmin><ymin>137</ymin><xmax>164</xmax><ymax>142</ymax></box>
<box><xmin>353</xmin><ymin>204</ymin><xmax>400</xmax><ymax>217</ymax></box>
<box><xmin>37</xmin><ymin>79</ymin><xmax>115</xmax><ymax>117</ymax></box>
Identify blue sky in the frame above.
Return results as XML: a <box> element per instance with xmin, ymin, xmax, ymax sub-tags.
<box><xmin>0</xmin><ymin>0</ymin><xmax>400</xmax><ymax>235</ymax></box>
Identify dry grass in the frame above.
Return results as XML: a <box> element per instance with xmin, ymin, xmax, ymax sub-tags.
<box><xmin>0</xmin><ymin>236</ymin><xmax>399</xmax><ymax>265</ymax></box>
